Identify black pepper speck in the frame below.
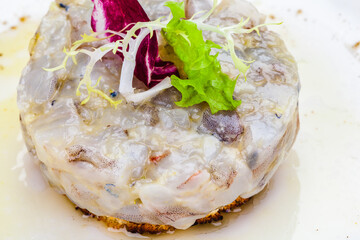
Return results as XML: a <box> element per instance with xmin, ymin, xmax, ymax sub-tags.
<box><xmin>59</xmin><ymin>3</ymin><xmax>70</xmax><ymax>11</ymax></box>
<box><xmin>110</xmin><ymin>91</ymin><xmax>118</xmax><ymax>98</ymax></box>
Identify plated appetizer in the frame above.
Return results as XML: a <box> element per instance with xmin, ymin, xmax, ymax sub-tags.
<box><xmin>17</xmin><ymin>0</ymin><xmax>300</xmax><ymax>234</ymax></box>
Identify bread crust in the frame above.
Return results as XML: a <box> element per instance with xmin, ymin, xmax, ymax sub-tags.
<box><xmin>76</xmin><ymin>196</ymin><xmax>249</xmax><ymax>234</ymax></box>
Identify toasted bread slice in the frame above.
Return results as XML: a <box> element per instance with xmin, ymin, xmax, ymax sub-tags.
<box><xmin>77</xmin><ymin>196</ymin><xmax>248</xmax><ymax>234</ymax></box>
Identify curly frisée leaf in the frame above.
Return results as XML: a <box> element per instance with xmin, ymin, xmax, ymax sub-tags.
<box><xmin>76</xmin><ymin>42</ymin><xmax>123</xmax><ymax>108</ymax></box>
<box><xmin>73</xmin><ymin>33</ymin><xmax>110</xmax><ymax>46</ymax></box>
<box><xmin>44</xmin><ymin>32</ymin><xmax>123</xmax><ymax>108</ymax></box>
<box><xmin>191</xmin><ymin>0</ymin><xmax>282</xmax><ymax>79</ymax></box>
<box><xmin>42</xmin><ymin>47</ymin><xmax>79</xmax><ymax>72</ymax></box>
<box><xmin>163</xmin><ymin>1</ymin><xmax>241</xmax><ymax>114</ymax></box>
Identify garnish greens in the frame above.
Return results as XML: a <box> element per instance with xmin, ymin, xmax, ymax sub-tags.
<box><xmin>44</xmin><ymin>0</ymin><xmax>280</xmax><ymax>113</ymax></box>
<box><xmin>163</xmin><ymin>1</ymin><xmax>241</xmax><ymax>114</ymax></box>
<box><xmin>44</xmin><ymin>33</ymin><xmax>123</xmax><ymax>108</ymax></box>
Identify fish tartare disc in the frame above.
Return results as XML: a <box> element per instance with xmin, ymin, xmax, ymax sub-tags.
<box><xmin>17</xmin><ymin>0</ymin><xmax>300</xmax><ymax>230</ymax></box>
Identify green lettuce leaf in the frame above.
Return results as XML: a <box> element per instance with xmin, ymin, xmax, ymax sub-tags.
<box><xmin>163</xmin><ymin>1</ymin><xmax>241</xmax><ymax>114</ymax></box>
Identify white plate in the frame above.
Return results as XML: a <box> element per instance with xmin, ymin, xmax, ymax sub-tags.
<box><xmin>0</xmin><ymin>0</ymin><xmax>359</xmax><ymax>239</ymax></box>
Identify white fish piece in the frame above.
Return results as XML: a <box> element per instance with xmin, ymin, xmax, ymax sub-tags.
<box><xmin>17</xmin><ymin>0</ymin><xmax>300</xmax><ymax>230</ymax></box>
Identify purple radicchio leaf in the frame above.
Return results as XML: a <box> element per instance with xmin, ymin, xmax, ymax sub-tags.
<box><xmin>91</xmin><ymin>0</ymin><xmax>178</xmax><ymax>88</ymax></box>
